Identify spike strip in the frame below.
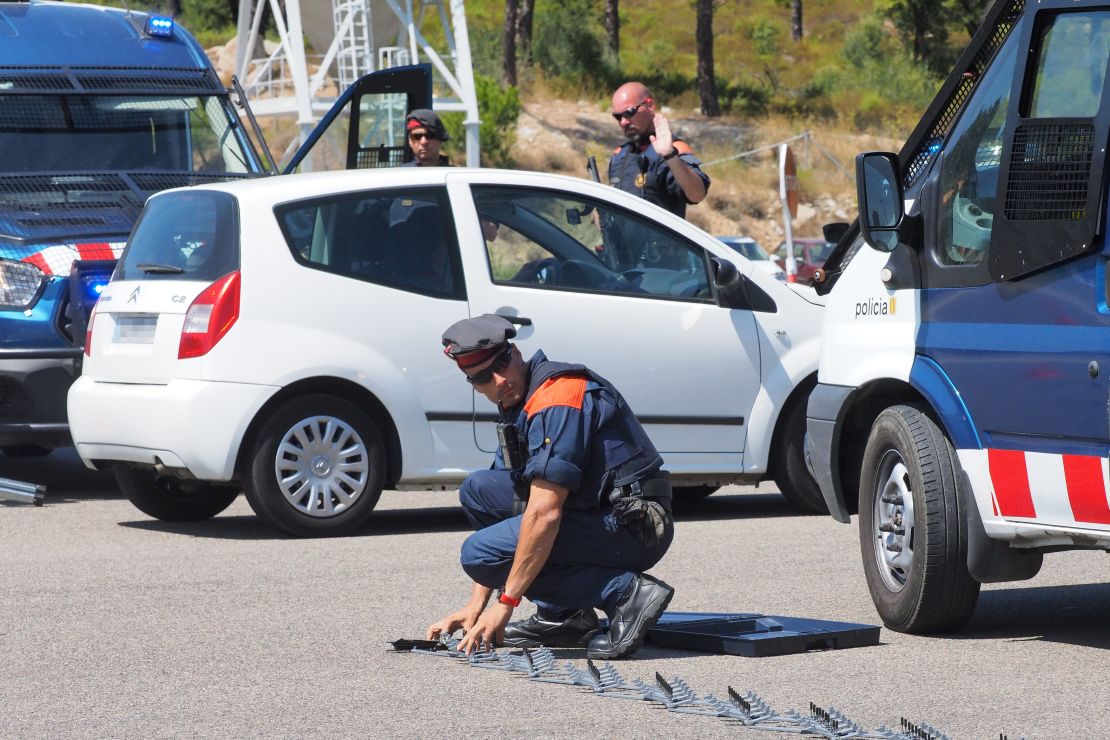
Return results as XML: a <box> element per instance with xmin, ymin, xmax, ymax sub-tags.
<box><xmin>392</xmin><ymin>641</ymin><xmax>1018</xmax><ymax>738</ymax></box>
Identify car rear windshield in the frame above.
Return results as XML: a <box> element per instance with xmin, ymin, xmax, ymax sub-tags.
<box><xmin>116</xmin><ymin>190</ymin><xmax>239</xmax><ymax>281</ymax></box>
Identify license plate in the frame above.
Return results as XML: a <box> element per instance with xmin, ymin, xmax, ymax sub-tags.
<box><xmin>113</xmin><ymin>315</ymin><xmax>158</xmax><ymax>344</ymax></box>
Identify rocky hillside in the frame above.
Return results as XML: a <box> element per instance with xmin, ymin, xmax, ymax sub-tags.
<box><xmin>511</xmin><ymin>98</ymin><xmax>900</xmax><ymax>249</ymax></box>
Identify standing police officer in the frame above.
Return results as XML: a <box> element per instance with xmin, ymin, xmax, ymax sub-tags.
<box><xmin>427</xmin><ymin>315</ymin><xmax>675</xmax><ymax>659</ymax></box>
<box><xmin>608</xmin><ymin>81</ymin><xmax>710</xmax><ymax>218</ymax></box>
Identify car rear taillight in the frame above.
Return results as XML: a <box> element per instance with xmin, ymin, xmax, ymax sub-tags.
<box><xmin>84</xmin><ymin>305</ymin><xmax>97</xmax><ymax>357</ymax></box>
<box><xmin>178</xmin><ymin>271</ymin><xmax>240</xmax><ymax>359</ymax></box>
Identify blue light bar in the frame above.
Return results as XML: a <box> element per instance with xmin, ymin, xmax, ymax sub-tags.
<box><xmin>146</xmin><ymin>15</ymin><xmax>175</xmax><ymax>39</ymax></box>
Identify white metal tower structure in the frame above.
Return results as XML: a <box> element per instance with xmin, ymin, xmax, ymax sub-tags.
<box><xmin>234</xmin><ymin>0</ymin><xmax>480</xmax><ymax>167</ymax></box>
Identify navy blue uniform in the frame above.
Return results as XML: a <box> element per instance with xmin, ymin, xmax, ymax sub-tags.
<box><xmin>608</xmin><ymin>139</ymin><xmax>710</xmax><ymax>218</ymax></box>
<box><xmin>401</xmin><ymin>155</ymin><xmax>450</xmax><ymax>167</ymax></box>
<box><xmin>458</xmin><ymin>350</ymin><xmax>673</xmax><ymax>616</ymax></box>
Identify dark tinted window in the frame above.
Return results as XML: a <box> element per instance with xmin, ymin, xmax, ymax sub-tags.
<box><xmin>275</xmin><ymin>187</ymin><xmax>464</xmax><ymax>300</ymax></box>
<box><xmin>116</xmin><ymin>190</ymin><xmax>239</xmax><ymax>281</ymax></box>
<box><xmin>473</xmin><ymin>186</ymin><xmax>711</xmax><ymax>302</ymax></box>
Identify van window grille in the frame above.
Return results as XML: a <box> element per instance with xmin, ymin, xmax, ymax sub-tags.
<box><xmin>905</xmin><ymin>0</ymin><xmax>1026</xmax><ymax>185</ymax></box>
<box><xmin>0</xmin><ymin>66</ymin><xmax>223</xmax><ymax>94</ymax></box>
<box><xmin>128</xmin><ymin>172</ymin><xmax>253</xmax><ymax>190</ymax></box>
<box><xmin>356</xmin><ymin>145</ymin><xmax>408</xmax><ymax>169</ymax></box>
<box><xmin>0</xmin><ymin>171</ymin><xmax>251</xmax><ymax>244</ymax></box>
<box><xmin>1003</xmin><ymin>123</ymin><xmax>1093</xmax><ymax>221</ymax></box>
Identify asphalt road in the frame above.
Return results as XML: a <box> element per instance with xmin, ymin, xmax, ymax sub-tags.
<box><xmin>3</xmin><ymin>450</ymin><xmax>1108</xmax><ymax>739</ymax></box>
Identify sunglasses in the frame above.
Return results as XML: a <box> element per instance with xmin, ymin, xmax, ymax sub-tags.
<box><xmin>612</xmin><ymin>101</ymin><xmax>648</xmax><ymax>122</ymax></box>
<box><xmin>409</xmin><ymin>131</ymin><xmax>438</xmax><ymax>141</ymax></box>
<box><xmin>466</xmin><ymin>345</ymin><xmax>513</xmax><ymax>385</ymax></box>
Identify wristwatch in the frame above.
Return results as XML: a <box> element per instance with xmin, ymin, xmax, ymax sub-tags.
<box><xmin>496</xmin><ymin>590</ymin><xmax>522</xmax><ymax>608</ymax></box>
<box><xmin>661</xmin><ymin>147</ymin><xmax>679</xmax><ymax>161</ymax></box>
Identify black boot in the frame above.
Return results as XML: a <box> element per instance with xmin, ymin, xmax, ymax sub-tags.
<box><xmin>503</xmin><ymin>609</ymin><xmax>602</xmax><ymax>648</ymax></box>
<box><xmin>586</xmin><ymin>574</ymin><xmax>673</xmax><ymax>660</ymax></box>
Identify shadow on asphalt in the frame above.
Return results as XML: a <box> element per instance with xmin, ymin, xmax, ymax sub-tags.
<box><xmin>119</xmin><ymin>503</ymin><xmax>476</xmax><ymax>540</ymax></box>
<box><xmin>118</xmin><ymin>489</ymin><xmax>816</xmax><ymax>541</ymax></box>
<box><xmin>0</xmin><ymin>448</ymin><xmax>120</xmax><ymax>505</ymax></box>
<box><xmin>672</xmin><ymin>490</ymin><xmax>816</xmax><ymax>522</ymax></box>
<box><xmin>953</xmin><ymin>582</ymin><xmax>1110</xmax><ymax>649</ymax></box>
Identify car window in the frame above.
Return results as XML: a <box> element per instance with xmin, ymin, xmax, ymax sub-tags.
<box><xmin>116</xmin><ymin>190</ymin><xmax>239</xmax><ymax>281</ymax></box>
<box><xmin>472</xmin><ymin>186</ymin><xmax>712</xmax><ymax>302</ymax></box>
<box><xmin>275</xmin><ymin>187</ymin><xmax>464</xmax><ymax>300</ymax></box>
<box><xmin>720</xmin><ymin>238</ymin><xmax>767</xmax><ymax>261</ymax></box>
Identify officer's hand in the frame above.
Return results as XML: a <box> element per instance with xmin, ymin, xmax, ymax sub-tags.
<box><xmin>426</xmin><ymin>606</ymin><xmax>480</xmax><ymax>641</ymax></box>
<box><xmin>456</xmin><ymin>602</ymin><xmax>514</xmax><ymax>655</ymax></box>
<box><xmin>650</xmin><ymin>114</ymin><xmax>674</xmax><ymax>157</ymax></box>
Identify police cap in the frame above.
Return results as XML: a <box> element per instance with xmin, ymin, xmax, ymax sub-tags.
<box><xmin>442</xmin><ymin>314</ymin><xmax>516</xmax><ymax>369</ymax></box>
<box><xmin>406</xmin><ymin>108</ymin><xmax>450</xmax><ymax>142</ymax></box>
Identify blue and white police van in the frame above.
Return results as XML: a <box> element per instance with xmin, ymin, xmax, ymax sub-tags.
<box><xmin>806</xmin><ymin>0</ymin><xmax>1110</xmax><ymax>632</ymax></box>
<box><xmin>0</xmin><ymin>1</ymin><xmax>267</xmax><ymax>457</ymax></box>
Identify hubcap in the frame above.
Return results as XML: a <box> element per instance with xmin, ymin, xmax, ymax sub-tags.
<box><xmin>872</xmin><ymin>449</ymin><xmax>916</xmax><ymax>592</ymax></box>
<box><xmin>274</xmin><ymin>415</ymin><xmax>369</xmax><ymax>518</ymax></box>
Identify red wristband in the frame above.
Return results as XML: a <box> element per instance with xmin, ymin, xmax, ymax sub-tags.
<box><xmin>497</xmin><ymin>591</ymin><xmax>522</xmax><ymax>608</ymax></box>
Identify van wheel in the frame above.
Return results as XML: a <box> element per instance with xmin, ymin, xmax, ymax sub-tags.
<box><xmin>243</xmin><ymin>394</ymin><xmax>385</xmax><ymax>537</ymax></box>
<box><xmin>115</xmin><ymin>464</ymin><xmax>239</xmax><ymax>521</ymax></box>
<box><xmin>773</xmin><ymin>394</ymin><xmax>827</xmax><ymax>514</ymax></box>
<box><xmin>859</xmin><ymin>405</ymin><xmax>980</xmax><ymax>633</ymax></box>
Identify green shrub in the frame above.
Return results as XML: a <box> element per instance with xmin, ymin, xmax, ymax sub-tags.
<box><xmin>531</xmin><ymin>0</ymin><xmax>608</xmax><ymax>81</ymax></box>
<box><xmin>442</xmin><ymin>74</ymin><xmax>522</xmax><ymax>168</ymax></box>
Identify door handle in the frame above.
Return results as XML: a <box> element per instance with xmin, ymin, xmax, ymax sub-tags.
<box><xmin>499</xmin><ymin>315</ymin><xmax>533</xmax><ymax>327</ymax></box>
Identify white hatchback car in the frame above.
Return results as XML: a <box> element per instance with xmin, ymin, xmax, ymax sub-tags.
<box><xmin>68</xmin><ymin>167</ymin><xmax>826</xmax><ymax>536</ymax></box>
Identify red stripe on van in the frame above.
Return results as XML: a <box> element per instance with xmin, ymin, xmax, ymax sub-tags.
<box><xmin>1062</xmin><ymin>454</ymin><xmax>1110</xmax><ymax>524</ymax></box>
<box><xmin>988</xmin><ymin>449</ymin><xmax>1036</xmax><ymax>518</ymax></box>
<box><xmin>76</xmin><ymin>242</ymin><xmax>116</xmax><ymax>260</ymax></box>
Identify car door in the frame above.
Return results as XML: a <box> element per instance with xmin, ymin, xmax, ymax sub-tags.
<box><xmin>271</xmin><ymin>184</ymin><xmax>485</xmax><ymax>479</ymax></box>
<box><xmin>283</xmin><ymin>64</ymin><xmax>432</xmax><ymax>173</ymax></box>
<box><xmin>447</xmin><ymin>174</ymin><xmax>759</xmax><ymax>469</ymax></box>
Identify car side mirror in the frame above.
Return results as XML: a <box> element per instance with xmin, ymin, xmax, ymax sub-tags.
<box><xmin>855</xmin><ymin>152</ymin><xmax>904</xmax><ymax>251</ymax></box>
<box><xmin>711</xmin><ymin>256</ymin><xmax>747</xmax><ymax>308</ymax></box>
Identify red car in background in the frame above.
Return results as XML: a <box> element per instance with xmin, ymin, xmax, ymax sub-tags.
<box><xmin>772</xmin><ymin>237</ymin><xmax>836</xmax><ymax>283</ymax></box>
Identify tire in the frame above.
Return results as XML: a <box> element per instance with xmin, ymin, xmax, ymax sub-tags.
<box><xmin>242</xmin><ymin>394</ymin><xmax>385</xmax><ymax>537</ymax></box>
<box><xmin>115</xmin><ymin>464</ymin><xmax>239</xmax><ymax>522</ymax></box>
<box><xmin>773</xmin><ymin>394</ymin><xmax>828</xmax><ymax>514</ymax></box>
<box><xmin>1</xmin><ymin>444</ymin><xmax>53</xmax><ymax>458</ymax></box>
<box><xmin>858</xmin><ymin>405</ymin><xmax>980</xmax><ymax>633</ymax></box>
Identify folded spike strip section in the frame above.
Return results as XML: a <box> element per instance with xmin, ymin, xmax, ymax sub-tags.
<box><xmin>395</xmin><ymin>637</ymin><xmax>1030</xmax><ymax>739</ymax></box>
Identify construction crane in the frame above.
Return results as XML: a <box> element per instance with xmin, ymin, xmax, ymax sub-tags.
<box><xmin>234</xmin><ymin>0</ymin><xmax>480</xmax><ymax>167</ymax></box>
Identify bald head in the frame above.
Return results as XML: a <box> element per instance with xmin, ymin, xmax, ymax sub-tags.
<box><xmin>610</xmin><ymin>81</ymin><xmax>655</xmax><ymax>142</ymax></box>
<box><xmin>612</xmin><ymin>82</ymin><xmax>651</xmax><ymax>110</ymax></box>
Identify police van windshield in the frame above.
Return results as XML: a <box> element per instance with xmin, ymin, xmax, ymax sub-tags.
<box><xmin>0</xmin><ymin>94</ymin><xmax>255</xmax><ymax>174</ymax></box>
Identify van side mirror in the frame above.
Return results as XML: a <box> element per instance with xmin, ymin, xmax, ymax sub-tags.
<box><xmin>822</xmin><ymin>221</ymin><xmax>849</xmax><ymax>244</ymax></box>
<box><xmin>855</xmin><ymin>152</ymin><xmax>904</xmax><ymax>251</ymax></box>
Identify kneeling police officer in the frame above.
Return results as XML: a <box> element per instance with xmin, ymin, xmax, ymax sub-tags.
<box><xmin>427</xmin><ymin>315</ymin><xmax>674</xmax><ymax>659</ymax></box>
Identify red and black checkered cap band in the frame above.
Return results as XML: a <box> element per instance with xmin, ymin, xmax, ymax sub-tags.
<box><xmin>444</xmin><ymin>343</ymin><xmax>505</xmax><ymax>369</ymax></box>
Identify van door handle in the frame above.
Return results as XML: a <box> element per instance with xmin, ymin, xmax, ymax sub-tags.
<box><xmin>499</xmin><ymin>315</ymin><xmax>533</xmax><ymax>327</ymax></box>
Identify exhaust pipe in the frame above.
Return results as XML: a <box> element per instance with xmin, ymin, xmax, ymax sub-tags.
<box><xmin>0</xmin><ymin>476</ymin><xmax>45</xmax><ymax>506</ymax></box>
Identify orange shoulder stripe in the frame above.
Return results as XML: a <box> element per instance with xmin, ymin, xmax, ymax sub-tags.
<box><xmin>673</xmin><ymin>140</ymin><xmax>694</xmax><ymax>155</ymax></box>
<box><xmin>524</xmin><ymin>376</ymin><xmax>588</xmax><ymax>417</ymax></box>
